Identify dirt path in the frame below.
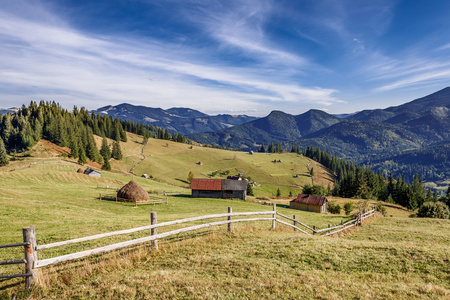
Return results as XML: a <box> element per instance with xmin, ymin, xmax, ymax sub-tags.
<box><xmin>129</xmin><ymin>140</ymin><xmax>148</xmax><ymax>175</ymax></box>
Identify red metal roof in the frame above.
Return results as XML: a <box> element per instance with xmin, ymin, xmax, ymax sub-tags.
<box><xmin>291</xmin><ymin>194</ymin><xmax>327</xmax><ymax>206</ymax></box>
<box><xmin>190</xmin><ymin>179</ymin><xmax>222</xmax><ymax>191</ymax></box>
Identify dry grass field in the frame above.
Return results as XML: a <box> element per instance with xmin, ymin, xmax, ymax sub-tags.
<box><xmin>1</xmin><ymin>135</ymin><xmax>449</xmax><ymax>299</ymax></box>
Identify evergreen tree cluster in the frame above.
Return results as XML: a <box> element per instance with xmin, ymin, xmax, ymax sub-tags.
<box><xmin>0</xmin><ymin>101</ymin><xmax>192</xmax><ymax>166</ymax></box>
<box><xmin>263</xmin><ymin>142</ymin><xmax>284</xmax><ymax>153</ymax></box>
<box><xmin>301</xmin><ymin>146</ymin><xmax>431</xmax><ymax>210</ymax></box>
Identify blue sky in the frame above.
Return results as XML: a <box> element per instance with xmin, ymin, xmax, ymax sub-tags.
<box><xmin>1</xmin><ymin>0</ymin><xmax>450</xmax><ymax>116</ymax></box>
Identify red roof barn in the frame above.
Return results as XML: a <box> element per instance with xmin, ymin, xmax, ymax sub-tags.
<box><xmin>190</xmin><ymin>178</ymin><xmax>248</xmax><ymax>200</ymax></box>
<box><xmin>290</xmin><ymin>194</ymin><xmax>328</xmax><ymax>213</ymax></box>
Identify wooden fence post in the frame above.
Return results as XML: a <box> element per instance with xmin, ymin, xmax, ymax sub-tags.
<box><xmin>23</xmin><ymin>226</ymin><xmax>38</xmax><ymax>287</ymax></box>
<box><xmin>228</xmin><ymin>207</ymin><xmax>232</xmax><ymax>232</ymax></box>
<box><xmin>99</xmin><ymin>193</ymin><xmax>102</xmax><ymax>201</ymax></box>
<box><xmin>328</xmin><ymin>224</ymin><xmax>331</xmax><ymax>234</ymax></box>
<box><xmin>293</xmin><ymin>215</ymin><xmax>297</xmax><ymax>231</ymax></box>
<box><xmin>313</xmin><ymin>225</ymin><xmax>316</xmax><ymax>235</ymax></box>
<box><xmin>150</xmin><ymin>212</ymin><xmax>158</xmax><ymax>250</ymax></box>
<box><xmin>272</xmin><ymin>203</ymin><xmax>276</xmax><ymax>230</ymax></box>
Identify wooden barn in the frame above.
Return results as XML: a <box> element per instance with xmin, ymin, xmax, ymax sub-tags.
<box><xmin>190</xmin><ymin>178</ymin><xmax>248</xmax><ymax>200</ymax></box>
<box><xmin>290</xmin><ymin>194</ymin><xmax>328</xmax><ymax>213</ymax></box>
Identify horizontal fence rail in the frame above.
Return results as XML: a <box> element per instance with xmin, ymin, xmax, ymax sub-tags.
<box><xmin>37</xmin><ymin>211</ymin><xmax>275</xmax><ymax>251</ymax></box>
<box><xmin>35</xmin><ymin>217</ymin><xmax>274</xmax><ymax>268</ymax></box>
<box><xmin>2</xmin><ymin>205</ymin><xmax>382</xmax><ymax>288</ymax></box>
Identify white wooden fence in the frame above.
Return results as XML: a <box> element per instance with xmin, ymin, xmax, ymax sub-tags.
<box><xmin>1</xmin><ymin>205</ymin><xmax>381</xmax><ymax>287</ymax></box>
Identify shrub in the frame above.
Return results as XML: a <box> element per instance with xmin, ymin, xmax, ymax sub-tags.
<box><xmin>247</xmin><ymin>183</ymin><xmax>254</xmax><ymax>197</ymax></box>
<box><xmin>376</xmin><ymin>201</ymin><xmax>387</xmax><ymax>217</ymax></box>
<box><xmin>327</xmin><ymin>201</ymin><xmax>341</xmax><ymax>214</ymax></box>
<box><xmin>302</xmin><ymin>184</ymin><xmax>329</xmax><ymax>196</ymax></box>
<box><xmin>343</xmin><ymin>202</ymin><xmax>354</xmax><ymax>215</ymax></box>
<box><xmin>417</xmin><ymin>201</ymin><xmax>449</xmax><ymax>219</ymax></box>
<box><xmin>187</xmin><ymin>171</ymin><xmax>195</xmax><ymax>183</ymax></box>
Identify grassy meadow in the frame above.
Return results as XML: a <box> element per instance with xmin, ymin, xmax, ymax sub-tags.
<box><xmin>109</xmin><ymin>133</ymin><xmax>332</xmax><ymax>197</ymax></box>
<box><xmin>0</xmin><ymin>135</ymin><xmax>449</xmax><ymax>299</ymax></box>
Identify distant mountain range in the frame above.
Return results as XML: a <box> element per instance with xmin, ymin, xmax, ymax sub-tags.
<box><xmin>188</xmin><ymin>87</ymin><xmax>450</xmax><ymax>183</ymax></box>
<box><xmin>0</xmin><ymin>107</ymin><xmax>19</xmax><ymax>115</ymax></box>
<box><xmin>93</xmin><ymin>104</ymin><xmax>258</xmax><ymax>135</ymax></box>
<box><xmin>89</xmin><ymin>88</ymin><xmax>449</xmax><ymax>183</ymax></box>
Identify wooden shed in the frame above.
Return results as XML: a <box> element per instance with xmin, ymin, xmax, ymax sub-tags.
<box><xmin>84</xmin><ymin>168</ymin><xmax>101</xmax><ymax>177</ymax></box>
<box><xmin>290</xmin><ymin>194</ymin><xmax>328</xmax><ymax>213</ymax></box>
<box><xmin>190</xmin><ymin>178</ymin><xmax>248</xmax><ymax>200</ymax></box>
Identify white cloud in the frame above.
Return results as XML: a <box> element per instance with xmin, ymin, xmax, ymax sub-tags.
<box><xmin>0</xmin><ymin>4</ymin><xmax>341</xmax><ymax>116</ymax></box>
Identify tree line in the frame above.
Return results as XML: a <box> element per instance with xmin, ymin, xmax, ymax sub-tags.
<box><xmin>301</xmin><ymin>146</ymin><xmax>449</xmax><ymax>216</ymax></box>
<box><xmin>0</xmin><ymin>101</ymin><xmax>191</xmax><ymax>168</ymax></box>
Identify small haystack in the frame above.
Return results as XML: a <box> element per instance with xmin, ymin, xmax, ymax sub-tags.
<box><xmin>117</xmin><ymin>180</ymin><xmax>149</xmax><ymax>204</ymax></box>
<box><xmin>77</xmin><ymin>168</ymin><xmax>84</xmax><ymax>173</ymax></box>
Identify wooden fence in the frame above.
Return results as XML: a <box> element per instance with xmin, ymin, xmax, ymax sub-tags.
<box><xmin>99</xmin><ymin>193</ymin><xmax>168</xmax><ymax>206</ymax></box>
<box><xmin>1</xmin><ymin>205</ymin><xmax>381</xmax><ymax>287</ymax></box>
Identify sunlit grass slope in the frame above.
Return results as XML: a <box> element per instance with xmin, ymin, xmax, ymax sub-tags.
<box><xmin>6</xmin><ymin>218</ymin><xmax>449</xmax><ymax>299</ymax></box>
<box><xmin>0</xmin><ymin>136</ymin><xmax>448</xmax><ymax>299</ymax></box>
<box><xmin>111</xmin><ymin>133</ymin><xmax>332</xmax><ymax>197</ymax></box>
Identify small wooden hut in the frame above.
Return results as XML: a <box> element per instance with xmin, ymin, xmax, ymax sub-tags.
<box><xmin>290</xmin><ymin>194</ymin><xmax>328</xmax><ymax>213</ymax></box>
<box><xmin>117</xmin><ymin>180</ymin><xmax>150</xmax><ymax>204</ymax></box>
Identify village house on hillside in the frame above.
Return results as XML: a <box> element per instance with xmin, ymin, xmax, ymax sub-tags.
<box><xmin>83</xmin><ymin>168</ymin><xmax>101</xmax><ymax>177</ymax></box>
<box><xmin>190</xmin><ymin>178</ymin><xmax>248</xmax><ymax>200</ymax></box>
<box><xmin>290</xmin><ymin>194</ymin><xmax>328</xmax><ymax>213</ymax></box>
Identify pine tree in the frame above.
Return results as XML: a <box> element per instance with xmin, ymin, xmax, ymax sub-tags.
<box><xmin>276</xmin><ymin>188</ymin><xmax>281</xmax><ymax>197</ymax></box>
<box><xmin>276</xmin><ymin>142</ymin><xmax>283</xmax><ymax>153</ymax></box>
<box><xmin>0</xmin><ymin>137</ymin><xmax>8</xmax><ymax>166</ymax></box>
<box><xmin>111</xmin><ymin>141</ymin><xmax>122</xmax><ymax>160</ymax></box>
<box><xmin>268</xmin><ymin>142</ymin><xmax>274</xmax><ymax>153</ymax></box>
<box><xmin>164</xmin><ymin>128</ymin><xmax>170</xmax><ymax>140</ymax></box>
<box><xmin>102</xmin><ymin>159</ymin><xmax>111</xmax><ymax>171</ymax></box>
<box><xmin>78</xmin><ymin>147</ymin><xmax>87</xmax><ymax>164</ymax></box>
<box><xmin>100</xmin><ymin>136</ymin><xmax>111</xmax><ymax>161</ymax></box>
<box><xmin>259</xmin><ymin>142</ymin><xmax>265</xmax><ymax>153</ymax></box>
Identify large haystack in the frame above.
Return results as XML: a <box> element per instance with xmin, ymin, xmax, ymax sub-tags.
<box><xmin>117</xmin><ymin>180</ymin><xmax>149</xmax><ymax>204</ymax></box>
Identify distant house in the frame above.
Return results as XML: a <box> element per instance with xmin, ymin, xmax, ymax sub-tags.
<box><xmin>84</xmin><ymin>168</ymin><xmax>101</xmax><ymax>177</ymax></box>
<box><xmin>190</xmin><ymin>178</ymin><xmax>248</xmax><ymax>200</ymax></box>
<box><xmin>290</xmin><ymin>194</ymin><xmax>328</xmax><ymax>213</ymax></box>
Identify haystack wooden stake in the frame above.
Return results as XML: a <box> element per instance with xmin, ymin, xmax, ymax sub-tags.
<box><xmin>227</xmin><ymin>207</ymin><xmax>232</xmax><ymax>232</ymax></box>
<box><xmin>23</xmin><ymin>226</ymin><xmax>38</xmax><ymax>287</ymax></box>
<box><xmin>272</xmin><ymin>203</ymin><xmax>276</xmax><ymax>230</ymax></box>
<box><xmin>150</xmin><ymin>212</ymin><xmax>158</xmax><ymax>250</ymax></box>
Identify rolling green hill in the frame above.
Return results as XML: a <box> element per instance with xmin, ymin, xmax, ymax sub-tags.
<box><xmin>107</xmin><ymin>133</ymin><xmax>331</xmax><ymax>197</ymax></box>
<box><xmin>1</xmin><ymin>135</ymin><xmax>449</xmax><ymax>299</ymax></box>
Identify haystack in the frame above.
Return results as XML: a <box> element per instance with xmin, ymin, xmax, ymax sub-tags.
<box><xmin>117</xmin><ymin>180</ymin><xmax>149</xmax><ymax>204</ymax></box>
<box><xmin>77</xmin><ymin>168</ymin><xmax>84</xmax><ymax>173</ymax></box>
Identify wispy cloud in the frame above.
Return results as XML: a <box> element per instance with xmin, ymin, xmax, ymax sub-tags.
<box><xmin>0</xmin><ymin>3</ymin><xmax>340</xmax><ymax>116</ymax></box>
